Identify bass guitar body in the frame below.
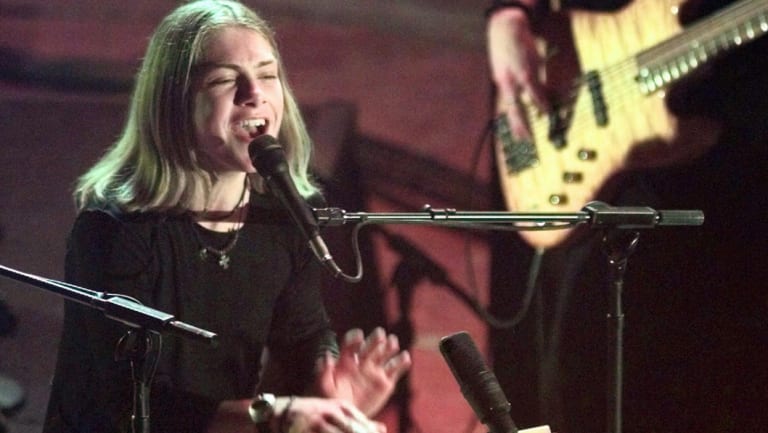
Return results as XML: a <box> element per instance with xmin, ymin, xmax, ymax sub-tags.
<box><xmin>494</xmin><ymin>0</ymin><xmax>767</xmax><ymax>248</ymax></box>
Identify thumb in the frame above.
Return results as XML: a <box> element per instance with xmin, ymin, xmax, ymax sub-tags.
<box><xmin>314</xmin><ymin>351</ymin><xmax>337</xmax><ymax>396</ymax></box>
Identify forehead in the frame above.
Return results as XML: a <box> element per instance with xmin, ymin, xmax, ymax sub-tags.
<box><xmin>200</xmin><ymin>26</ymin><xmax>276</xmax><ymax>63</ymax></box>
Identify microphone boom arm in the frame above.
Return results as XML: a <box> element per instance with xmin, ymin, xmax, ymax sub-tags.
<box><xmin>314</xmin><ymin>201</ymin><xmax>704</xmax><ymax>230</ymax></box>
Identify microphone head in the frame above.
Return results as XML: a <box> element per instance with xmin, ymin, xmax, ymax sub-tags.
<box><xmin>440</xmin><ymin>331</ymin><xmax>516</xmax><ymax>433</ymax></box>
<box><xmin>248</xmin><ymin>135</ymin><xmax>287</xmax><ymax>178</ymax></box>
<box><xmin>440</xmin><ymin>331</ymin><xmax>490</xmax><ymax>392</ymax></box>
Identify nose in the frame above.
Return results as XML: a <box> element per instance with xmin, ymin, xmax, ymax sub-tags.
<box><xmin>236</xmin><ymin>77</ymin><xmax>263</xmax><ymax>107</ymax></box>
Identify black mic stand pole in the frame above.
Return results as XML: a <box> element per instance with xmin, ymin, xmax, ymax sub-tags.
<box><xmin>599</xmin><ymin>229</ymin><xmax>639</xmax><ymax>433</ymax></box>
<box><xmin>0</xmin><ymin>264</ymin><xmax>218</xmax><ymax>433</ymax></box>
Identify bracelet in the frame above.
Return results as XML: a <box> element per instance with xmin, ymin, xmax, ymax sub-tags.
<box><xmin>485</xmin><ymin>1</ymin><xmax>534</xmax><ymax>20</ymax></box>
<box><xmin>278</xmin><ymin>395</ymin><xmax>295</xmax><ymax>433</ymax></box>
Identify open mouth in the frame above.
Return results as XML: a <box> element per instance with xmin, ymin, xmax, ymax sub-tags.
<box><xmin>237</xmin><ymin>118</ymin><xmax>268</xmax><ymax>139</ymax></box>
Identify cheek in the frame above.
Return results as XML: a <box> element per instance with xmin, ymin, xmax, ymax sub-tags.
<box><xmin>193</xmin><ymin>94</ymin><xmax>227</xmax><ymax>142</ymax></box>
<box><xmin>273</xmin><ymin>91</ymin><xmax>285</xmax><ymax>132</ymax></box>
<box><xmin>193</xmin><ymin>94</ymin><xmax>212</xmax><ymax>139</ymax></box>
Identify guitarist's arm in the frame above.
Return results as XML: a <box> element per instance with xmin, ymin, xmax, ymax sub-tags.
<box><xmin>486</xmin><ymin>0</ymin><xmax>549</xmax><ymax>140</ymax></box>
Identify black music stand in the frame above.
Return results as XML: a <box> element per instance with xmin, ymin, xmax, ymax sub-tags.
<box><xmin>0</xmin><ymin>264</ymin><xmax>218</xmax><ymax>433</ymax></box>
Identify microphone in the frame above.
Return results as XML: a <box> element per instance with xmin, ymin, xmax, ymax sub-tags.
<box><xmin>248</xmin><ymin>135</ymin><xmax>341</xmax><ymax>277</ymax></box>
<box><xmin>439</xmin><ymin>331</ymin><xmax>518</xmax><ymax>433</ymax></box>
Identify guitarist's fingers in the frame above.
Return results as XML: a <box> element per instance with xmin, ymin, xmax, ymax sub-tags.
<box><xmin>494</xmin><ymin>71</ymin><xmax>533</xmax><ymax>140</ymax></box>
<box><xmin>503</xmin><ymin>100</ymin><xmax>533</xmax><ymax>141</ymax></box>
<box><xmin>518</xmin><ymin>67</ymin><xmax>549</xmax><ymax>115</ymax></box>
<box><xmin>487</xmin><ymin>7</ymin><xmax>548</xmax><ymax>140</ymax></box>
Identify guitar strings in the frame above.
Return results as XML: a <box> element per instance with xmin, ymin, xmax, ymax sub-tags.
<box><xmin>498</xmin><ymin>0</ymin><xmax>766</xmax><ymax>231</ymax></box>
<box><xmin>527</xmin><ymin>0</ymin><xmax>767</xmax><ymax>142</ymax></box>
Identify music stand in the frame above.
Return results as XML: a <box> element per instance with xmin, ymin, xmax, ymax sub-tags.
<box><xmin>0</xmin><ymin>264</ymin><xmax>218</xmax><ymax>433</ymax></box>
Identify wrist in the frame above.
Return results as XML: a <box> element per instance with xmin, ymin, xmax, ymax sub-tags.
<box><xmin>276</xmin><ymin>396</ymin><xmax>295</xmax><ymax>433</ymax></box>
<box><xmin>249</xmin><ymin>394</ymin><xmax>296</xmax><ymax>433</ymax></box>
<box><xmin>249</xmin><ymin>393</ymin><xmax>277</xmax><ymax>433</ymax></box>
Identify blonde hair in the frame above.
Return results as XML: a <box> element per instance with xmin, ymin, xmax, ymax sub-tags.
<box><xmin>75</xmin><ymin>0</ymin><xmax>317</xmax><ymax>212</ymax></box>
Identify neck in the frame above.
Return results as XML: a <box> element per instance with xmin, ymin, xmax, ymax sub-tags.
<box><xmin>192</xmin><ymin>172</ymin><xmax>250</xmax><ymax>232</ymax></box>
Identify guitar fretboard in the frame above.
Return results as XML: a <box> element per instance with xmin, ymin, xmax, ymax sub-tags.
<box><xmin>636</xmin><ymin>0</ymin><xmax>768</xmax><ymax>94</ymax></box>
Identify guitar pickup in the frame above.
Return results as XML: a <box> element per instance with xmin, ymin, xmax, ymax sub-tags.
<box><xmin>586</xmin><ymin>70</ymin><xmax>608</xmax><ymax>127</ymax></box>
<box><xmin>547</xmin><ymin>104</ymin><xmax>570</xmax><ymax>149</ymax></box>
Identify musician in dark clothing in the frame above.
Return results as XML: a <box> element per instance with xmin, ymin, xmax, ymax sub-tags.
<box><xmin>486</xmin><ymin>1</ymin><xmax>768</xmax><ymax>432</ymax></box>
<box><xmin>42</xmin><ymin>2</ymin><xmax>411</xmax><ymax>432</ymax></box>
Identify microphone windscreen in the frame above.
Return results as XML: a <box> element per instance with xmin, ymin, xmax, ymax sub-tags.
<box><xmin>440</xmin><ymin>331</ymin><xmax>517</xmax><ymax>433</ymax></box>
<box><xmin>248</xmin><ymin>135</ymin><xmax>286</xmax><ymax>176</ymax></box>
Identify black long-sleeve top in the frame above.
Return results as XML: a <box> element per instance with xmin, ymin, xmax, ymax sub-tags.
<box><xmin>43</xmin><ymin>192</ymin><xmax>337</xmax><ymax>433</ymax></box>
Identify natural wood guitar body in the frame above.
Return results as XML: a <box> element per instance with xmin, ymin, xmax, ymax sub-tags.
<box><xmin>494</xmin><ymin>0</ymin><xmax>768</xmax><ymax>248</ymax></box>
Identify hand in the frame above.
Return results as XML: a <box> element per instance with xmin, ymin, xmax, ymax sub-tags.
<box><xmin>487</xmin><ymin>6</ymin><xmax>549</xmax><ymax>140</ymax></box>
<box><xmin>284</xmin><ymin>397</ymin><xmax>386</xmax><ymax>433</ymax></box>
<box><xmin>314</xmin><ymin>327</ymin><xmax>412</xmax><ymax>417</ymax></box>
<box><xmin>206</xmin><ymin>397</ymin><xmax>386</xmax><ymax>433</ymax></box>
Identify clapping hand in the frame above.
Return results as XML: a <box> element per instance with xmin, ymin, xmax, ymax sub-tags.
<box><xmin>314</xmin><ymin>327</ymin><xmax>412</xmax><ymax>417</ymax></box>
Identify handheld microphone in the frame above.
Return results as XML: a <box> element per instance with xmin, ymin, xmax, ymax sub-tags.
<box><xmin>439</xmin><ymin>331</ymin><xmax>518</xmax><ymax>433</ymax></box>
<box><xmin>248</xmin><ymin>135</ymin><xmax>341</xmax><ymax>277</ymax></box>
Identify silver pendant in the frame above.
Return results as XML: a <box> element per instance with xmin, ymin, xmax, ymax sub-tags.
<box><xmin>218</xmin><ymin>254</ymin><xmax>230</xmax><ymax>269</ymax></box>
<box><xmin>199</xmin><ymin>248</ymin><xmax>230</xmax><ymax>269</ymax></box>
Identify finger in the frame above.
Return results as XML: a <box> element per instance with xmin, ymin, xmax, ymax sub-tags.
<box><xmin>365</xmin><ymin>334</ymin><xmax>403</xmax><ymax>367</ymax></box>
<box><xmin>493</xmin><ymin>75</ymin><xmax>532</xmax><ymax>141</ymax></box>
<box><xmin>314</xmin><ymin>351</ymin><xmax>338</xmax><ymax>396</ymax></box>
<box><xmin>358</xmin><ymin>327</ymin><xmax>386</xmax><ymax>360</ymax></box>
<box><xmin>519</xmin><ymin>78</ymin><xmax>549</xmax><ymax>116</ymax></box>
<box><xmin>373</xmin><ymin>421</ymin><xmax>387</xmax><ymax>433</ymax></box>
<box><xmin>383</xmin><ymin>350</ymin><xmax>412</xmax><ymax>381</ymax></box>
<box><xmin>321</xmin><ymin>424</ymin><xmax>346</xmax><ymax>433</ymax></box>
<box><xmin>495</xmin><ymin>76</ymin><xmax>518</xmax><ymax>116</ymax></box>
<box><xmin>339</xmin><ymin>404</ymin><xmax>381</xmax><ymax>433</ymax></box>
<box><xmin>383</xmin><ymin>333</ymin><xmax>402</xmax><ymax>358</ymax></box>
<box><xmin>315</xmin><ymin>350</ymin><xmax>335</xmax><ymax>373</ymax></box>
<box><xmin>338</xmin><ymin>329</ymin><xmax>365</xmax><ymax>367</ymax></box>
<box><xmin>348</xmin><ymin>418</ymin><xmax>381</xmax><ymax>433</ymax></box>
<box><xmin>505</xmin><ymin>102</ymin><xmax>532</xmax><ymax>141</ymax></box>
<box><xmin>343</xmin><ymin>328</ymin><xmax>365</xmax><ymax>349</ymax></box>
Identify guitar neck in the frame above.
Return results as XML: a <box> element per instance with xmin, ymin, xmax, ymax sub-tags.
<box><xmin>635</xmin><ymin>0</ymin><xmax>768</xmax><ymax>94</ymax></box>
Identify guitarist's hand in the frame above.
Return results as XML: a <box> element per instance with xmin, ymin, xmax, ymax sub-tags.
<box><xmin>487</xmin><ymin>3</ymin><xmax>549</xmax><ymax>140</ymax></box>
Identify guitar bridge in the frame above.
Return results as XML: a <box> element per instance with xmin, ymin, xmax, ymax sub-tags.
<box><xmin>494</xmin><ymin>114</ymin><xmax>538</xmax><ymax>174</ymax></box>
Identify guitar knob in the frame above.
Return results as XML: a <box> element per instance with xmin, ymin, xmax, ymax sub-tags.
<box><xmin>549</xmin><ymin>194</ymin><xmax>568</xmax><ymax>205</ymax></box>
<box><xmin>577</xmin><ymin>149</ymin><xmax>597</xmax><ymax>160</ymax></box>
<box><xmin>563</xmin><ymin>172</ymin><xmax>583</xmax><ymax>183</ymax></box>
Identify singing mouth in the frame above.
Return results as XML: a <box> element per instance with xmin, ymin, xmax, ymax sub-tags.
<box><xmin>238</xmin><ymin>118</ymin><xmax>268</xmax><ymax>138</ymax></box>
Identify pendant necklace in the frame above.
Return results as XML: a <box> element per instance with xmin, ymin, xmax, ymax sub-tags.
<box><xmin>197</xmin><ymin>229</ymin><xmax>240</xmax><ymax>269</ymax></box>
<box><xmin>192</xmin><ymin>177</ymin><xmax>248</xmax><ymax>270</ymax></box>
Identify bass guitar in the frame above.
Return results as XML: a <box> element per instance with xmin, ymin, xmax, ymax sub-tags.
<box><xmin>494</xmin><ymin>0</ymin><xmax>768</xmax><ymax>248</ymax></box>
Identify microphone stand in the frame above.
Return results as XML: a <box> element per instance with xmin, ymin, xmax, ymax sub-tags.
<box><xmin>0</xmin><ymin>264</ymin><xmax>218</xmax><ymax>433</ymax></box>
<box><xmin>600</xmin><ymin>229</ymin><xmax>639</xmax><ymax>433</ymax></box>
<box><xmin>314</xmin><ymin>201</ymin><xmax>704</xmax><ymax>433</ymax></box>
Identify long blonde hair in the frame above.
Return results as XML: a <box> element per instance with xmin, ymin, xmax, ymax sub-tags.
<box><xmin>74</xmin><ymin>0</ymin><xmax>317</xmax><ymax>212</ymax></box>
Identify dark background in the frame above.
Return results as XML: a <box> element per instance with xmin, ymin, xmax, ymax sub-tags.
<box><xmin>1</xmin><ymin>1</ymin><xmax>766</xmax><ymax>433</ymax></box>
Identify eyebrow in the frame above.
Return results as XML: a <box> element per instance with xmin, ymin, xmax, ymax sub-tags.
<box><xmin>196</xmin><ymin>59</ymin><xmax>276</xmax><ymax>71</ymax></box>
